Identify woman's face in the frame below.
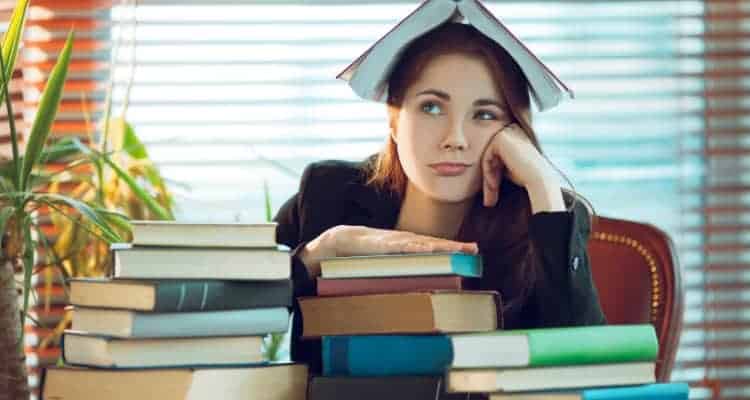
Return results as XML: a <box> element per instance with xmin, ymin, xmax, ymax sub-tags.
<box><xmin>393</xmin><ymin>52</ymin><xmax>513</xmax><ymax>203</ymax></box>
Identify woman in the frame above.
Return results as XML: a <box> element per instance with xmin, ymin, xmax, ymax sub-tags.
<box><xmin>274</xmin><ymin>22</ymin><xmax>606</xmax><ymax>372</ymax></box>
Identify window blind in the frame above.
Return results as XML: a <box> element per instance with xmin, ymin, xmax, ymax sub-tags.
<box><xmin>107</xmin><ymin>1</ymin><xmax>707</xmax><ymax>392</ymax></box>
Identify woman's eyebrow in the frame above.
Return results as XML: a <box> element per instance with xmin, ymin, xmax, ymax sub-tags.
<box><xmin>415</xmin><ymin>89</ymin><xmax>505</xmax><ymax>109</ymax></box>
<box><xmin>474</xmin><ymin>99</ymin><xmax>506</xmax><ymax>109</ymax></box>
<box><xmin>415</xmin><ymin>89</ymin><xmax>450</xmax><ymax>100</ymax></box>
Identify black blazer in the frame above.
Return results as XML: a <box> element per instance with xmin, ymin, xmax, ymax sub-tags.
<box><xmin>274</xmin><ymin>157</ymin><xmax>606</xmax><ymax>372</ymax></box>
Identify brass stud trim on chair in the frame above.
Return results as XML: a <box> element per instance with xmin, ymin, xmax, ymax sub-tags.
<box><xmin>592</xmin><ymin>231</ymin><xmax>661</xmax><ymax>323</ymax></box>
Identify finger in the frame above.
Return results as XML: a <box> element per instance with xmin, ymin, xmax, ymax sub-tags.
<box><xmin>482</xmin><ymin>153</ymin><xmax>499</xmax><ymax>207</ymax></box>
<box><xmin>484</xmin><ymin>162</ymin><xmax>502</xmax><ymax>207</ymax></box>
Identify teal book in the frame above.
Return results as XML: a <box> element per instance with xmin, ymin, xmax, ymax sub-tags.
<box><xmin>488</xmin><ymin>383</ymin><xmax>690</xmax><ymax>399</ymax></box>
<box><xmin>322</xmin><ymin>325</ymin><xmax>657</xmax><ymax>376</ymax></box>
<box><xmin>320</xmin><ymin>252</ymin><xmax>482</xmax><ymax>279</ymax></box>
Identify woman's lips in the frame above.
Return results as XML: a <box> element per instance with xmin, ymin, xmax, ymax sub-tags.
<box><xmin>429</xmin><ymin>162</ymin><xmax>471</xmax><ymax>176</ymax></box>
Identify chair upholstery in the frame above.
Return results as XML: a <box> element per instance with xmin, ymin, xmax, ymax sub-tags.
<box><xmin>587</xmin><ymin>215</ymin><xmax>684</xmax><ymax>382</ymax></box>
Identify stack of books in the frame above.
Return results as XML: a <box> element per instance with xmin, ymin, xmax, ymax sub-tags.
<box><xmin>302</xmin><ymin>252</ymin><xmax>690</xmax><ymax>400</ymax></box>
<box><xmin>41</xmin><ymin>221</ymin><xmax>308</xmax><ymax>400</ymax></box>
<box><xmin>299</xmin><ymin>251</ymin><xmax>496</xmax><ymax>399</ymax></box>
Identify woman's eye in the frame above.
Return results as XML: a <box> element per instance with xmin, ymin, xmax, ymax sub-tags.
<box><xmin>421</xmin><ymin>102</ymin><xmax>442</xmax><ymax>115</ymax></box>
<box><xmin>475</xmin><ymin>110</ymin><xmax>498</xmax><ymax>121</ymax></box>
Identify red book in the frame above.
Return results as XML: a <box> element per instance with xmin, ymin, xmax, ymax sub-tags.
<box><xmin>316</xmin><ymin>275</ymin><xmax>470</xmax><ymax>297</ymax></box>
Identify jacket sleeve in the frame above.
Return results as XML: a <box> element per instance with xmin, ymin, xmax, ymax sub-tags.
<box><xmin>273</xmin><ymin>167</ymin><xmax>317</xmax><ymax>298</ymax></box>
<box><xmin>525</xmin><ymin>198</ymin><xmax>607</xmax><ymax>327</ymax></box>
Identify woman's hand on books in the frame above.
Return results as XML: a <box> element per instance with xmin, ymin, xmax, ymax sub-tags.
<box><xmin>299</xmin><ymin>225</ymin><xmax>478</xmax><ymax>277</ymax></box>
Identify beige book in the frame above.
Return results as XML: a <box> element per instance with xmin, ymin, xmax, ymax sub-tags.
<box><xmin>299</xmin><ymin>291</ymin><xmax>499</xmax><ymax>337</ymax></box>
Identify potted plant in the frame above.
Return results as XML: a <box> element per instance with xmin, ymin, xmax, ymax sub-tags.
<box><xmin>0</xmin><ymin>1</ymin><xmax>123</xmax><ymax>398</ymax></box>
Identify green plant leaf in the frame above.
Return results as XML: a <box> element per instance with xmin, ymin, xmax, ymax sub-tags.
<box><xmin>0</xmin><ymin>0</ymin><xmax>29</xmax><ymax>106</ymax></box>
<box><xmin>19</xmin><ymin>30</ymin><xmax>74</xmax><ymax>191</ymax></box>
<box><xmin>122</xmin><ymin>120</ymin><xmax>148</xmax><ymax>159</ymax></box>
<box><xmin>35</xmin><ymin>193</ymin><xmax>122</xmax><ymax>243</ymax></box>
<box><xmin>102</xmin><ymin>156</ymin><xmax>174</xmax><ymax>220</ymax></box>
<box><xmin>263</xmin><ymin>179</ymin><xmax>272</xmax><ymax>222</ymax></box>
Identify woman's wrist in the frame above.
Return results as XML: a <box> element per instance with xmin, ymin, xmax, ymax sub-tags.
<box><xmin>526</xmin><ymin>177</ymin><xmax>565</xmax><ymax>214</ymax></box>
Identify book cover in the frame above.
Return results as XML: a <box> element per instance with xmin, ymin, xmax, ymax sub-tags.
<box><xmin>70</xmin><ymin>278</ymin><xmax>292</xmax><ymax>312</ymax></box>
<box><xmin>337</xmin><ymin>0</ymin><xmax>572</xmax><ymax>111</ymax></box>
<box><xmin>299</xmin><ymin>291</ymin><xmax>499</xmax><ymax>337</ymax></box>
<box><xmin>450</xmin><ymin>324</ymin><xmax>658</xmax><ymax>368</ymax></box>
<box><xmin>320</xmin><ymin>252</ymin><xmax>482</xmax><ymax>279</ymax></box>
<box><xmin>317</xmin><ymin>275</ymin><xmax>469</xmax><ymax>296</ymax></box>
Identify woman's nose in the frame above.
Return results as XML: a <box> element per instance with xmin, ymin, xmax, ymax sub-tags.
<box><xmin>441</xmin><ymin>120</ymin><xmax>468</xmax><ymax>151</ymax></box>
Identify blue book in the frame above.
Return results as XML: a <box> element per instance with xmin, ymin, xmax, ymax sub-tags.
<box><xmin>488</xmin><ymin>383</ymin><xmax>690</xmax><ymax>399</ymax></box>
<box><xmin>323</xmin><ymin>335</ymin><xmax>452</xmax><ymax>376</ymax></box>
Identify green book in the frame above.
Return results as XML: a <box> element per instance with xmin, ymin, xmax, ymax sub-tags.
<box><xmin>450</xmin><ymin>324</ymin><xmax>658</xmax><ymax>368</ymax></box>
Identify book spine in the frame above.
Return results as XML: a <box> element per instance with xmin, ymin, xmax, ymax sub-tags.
<box><xmin>450</xmin><ymin>254</ymin><xmax>482</xmax><ymax>277</ymax></box>
<box><xmin>322</xmin><ymin>335</ymin><xmax>452</xmax><ymax>376</ymax></box>
<box><xmin>153</xmin><ymin>280</ymin><xmax>292</xmax><ymax>312</ymax></box>
<box><xmin>528</xmin><ymin>325</ymin><xmax>658</xmax><ymax>366</ymax></box>
<box><xmin>316</xmin><ymin>276</ymin><xmax>466</xmax><ymax>297</ymax></box>
<box><xmin>581</xmin><ymin>382</ymin><xmax>689</xmax><ymax>400</ymax></box>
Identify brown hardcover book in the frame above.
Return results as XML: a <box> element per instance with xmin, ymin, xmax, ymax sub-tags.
<box><xmin>316</xmin><ymin>275</ymin><xmax>470</xmax><ymax>297</ymax></box>
<box><xmin>299</xmin><ymin>291</ymin><xmax>499</xmax><ymax>338</ymax></box>
<box><xmin>308</xmin><ymin>376</ymin><xmax>468</xmax><ymax>400</ymax></box>
<box><xmin>42</xmin><ymin>363</ymin><xmax>309</xmax><ymax>400</ymax></box>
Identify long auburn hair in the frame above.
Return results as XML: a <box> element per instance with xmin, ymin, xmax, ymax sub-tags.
<box><xmin>363</xmin><ymin>22</ymin><xmax>590</xmax><ymax>315</ymax></box>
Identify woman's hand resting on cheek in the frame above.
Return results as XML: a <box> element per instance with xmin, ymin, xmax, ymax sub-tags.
<box><xmin>481</xmin><ymin>122</ymin><xmax>554</xmax><ymax>206</ymax></box>
<box><xmin>299</xmin><ymin>225</ymin><xmax>479</xmax><ymax>277</ymax></box>
<box><xmin>481</xmin><ymin>123</ymin><xmax>565</xmax><ymax>212</ymax></box>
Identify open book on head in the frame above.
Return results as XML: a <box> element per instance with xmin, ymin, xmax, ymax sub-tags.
<box><xmin>337</xmin><ymin>0</ymin><xmax>574</xmax><ymax>112</ymax></box>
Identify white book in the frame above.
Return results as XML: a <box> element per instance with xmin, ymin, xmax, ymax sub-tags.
<box><xmin>446</xmin><ymin>362</ymin><xmax>655</xmax><ymax>393</ymax></box>
<box><xmin>337</xmin><ymin>0</ymin><xmax>573</xmax><ymax>112</ymax></box>
<box><xmin>63</xmin><ymin>331</ymin><xmax>265</xmax><ymax>368</ymax></box>
<box><xmin>130</xmin><ymin>220</ymin><xmax>278</xmax><ymax>248</ymax></box>
<box><xmin>112</xmin><ymin>243</ymin><xmax>290</xmax><ymax>281</ymax></box>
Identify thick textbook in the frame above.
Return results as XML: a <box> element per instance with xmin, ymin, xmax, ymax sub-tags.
<box><xmin>70</xmin><ymin>278</ymin><xmax>292</xmax><ymax>312</ymax></box>
<box><xmin>112</xmin><ymin>244</ymin><xmax>290</xmax><ymax>281</ymax></box>
<box><xmin>62</xmin><ymin>331</ymin><xmax>264</xmax><ymax>368</ymax></box>
<box><xmin>488</xmin><ymin>382</ymin><xmax>690</xmax><ymax>400</ymax></box>
<box><xmin>322</xmin><ymin>325</ymin><xmax>657</xmax><ymax>376</ymax></box>
<box><xmin>320</xmin><ymin>252</ymin><xmax>481</xmax><ymax>279</ymax></box>
<box><xmin>299</xmin><ymin>291</ymin><xmax>499</xmax><ymax>337</ymax></box>
<box><xmin>130</xmin><ymin>220</ymin><xmax>277</xmax><ymax>248</ymax></box>
<box><xmin>42</xmin><ymin>363</ymin><xmax>309</xmax><ymax>400</ymax></box>
<box><xmin>337</xmin><ymin>0</ymin><xmax>573</xmax><ymax>111</ymax></box>
<box><xmin>71</xmin><ymin>306</ymin><xmax>290</xmax><ymax>338</ymax></box>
